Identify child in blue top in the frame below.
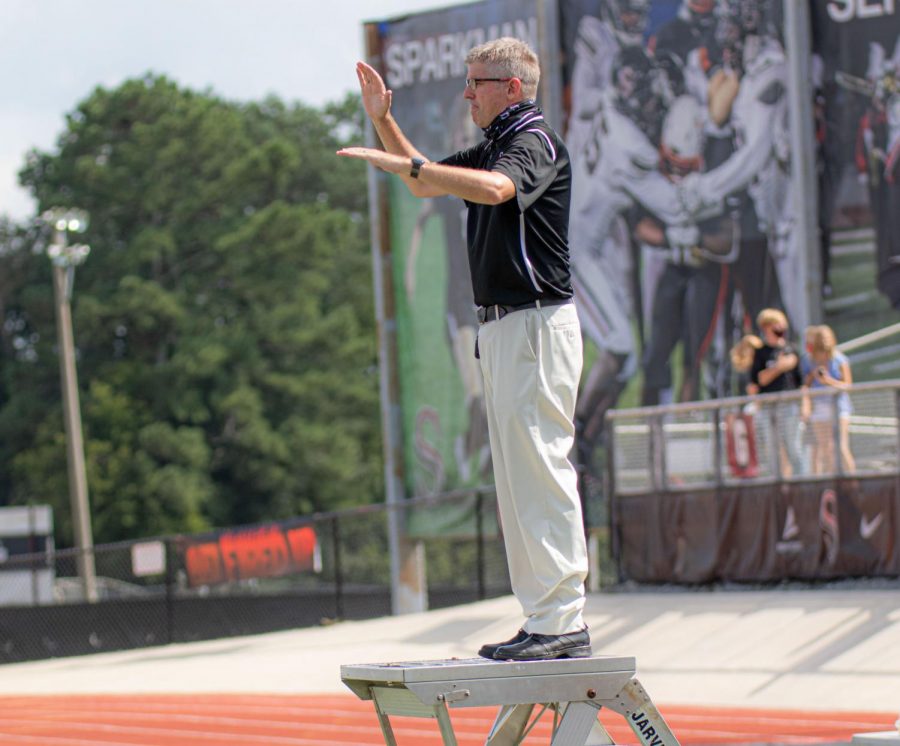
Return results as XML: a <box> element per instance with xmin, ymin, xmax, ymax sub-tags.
<box><xmin>801</xmin><ymin>324</ymin><xmax>855</xmax><ymax>474</ymax></box>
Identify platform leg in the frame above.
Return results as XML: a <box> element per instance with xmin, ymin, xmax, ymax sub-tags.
<box><xmin>370</xmin><ymin>691</ymin><xmax>398</xmax><ymax>746</ymax></box>
<box><xmin>583</xmin><ymin>716</ymin><xmax>616</xmax><ymax>746</ymax></box>
<box><xmin>551</xmin><ymin>702</ymin><xmax>603</xmax><ymax>745</ymax></box>
<box><xmin>434</xmin><ymin>700</ymin><xmax>459</xmax><ymax>746</ymax></box>
<box><xmin>485</xmin><ymin>703</ymin><xmax>535</xmax><ymax>745</ymax></box>
<box><xmin>605</xmin><ymin>678</ymin><xmax>681</xmax><ymax>746</ymax></box>
<box><xmin>550</xmin><ymin>702</ymin><xmax>615</xmax><ymax>746</ymax></box>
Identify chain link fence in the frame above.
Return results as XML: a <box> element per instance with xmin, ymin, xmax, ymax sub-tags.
<box><xmin>0</xmin><ymin>489</ymin><xmax>511</xmax><ymax>664</ymax></box>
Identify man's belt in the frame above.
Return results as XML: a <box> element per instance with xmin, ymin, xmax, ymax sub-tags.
<box><xmin>476</xmin><ymin>298</ymin><xmax>572</xmax><ymax>324</ymax></box>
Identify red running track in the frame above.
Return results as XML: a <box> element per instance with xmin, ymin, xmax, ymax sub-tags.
<box><xmin>0</xmin><ymin>694</ymin><xmax>894</xmax><ymax>745</ymax></box>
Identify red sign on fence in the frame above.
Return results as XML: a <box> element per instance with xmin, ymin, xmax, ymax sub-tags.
<box><xmin>725</xmin><ymin>412</ymin><xmax>759</xmax><ymax>478</ymax></box>
<box><xmin>184</xmin><ymin>524</ymin><xmax>317</xmax><ymax>587</ymax></box>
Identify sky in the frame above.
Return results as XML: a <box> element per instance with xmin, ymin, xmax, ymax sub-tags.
<box><xmin>0</xmin><ymin>0</ymin><xmax>475</xmax><ymax>221</ymax></box>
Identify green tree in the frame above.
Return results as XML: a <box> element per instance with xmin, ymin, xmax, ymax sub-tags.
<box><xmin>0</xmin><ymin>76</ymin><xmax>381</xmax><ymax>544</ymax></box>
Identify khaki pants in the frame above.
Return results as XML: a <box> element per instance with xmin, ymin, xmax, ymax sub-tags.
<box><xmin>477</xmin><ymin>301</ymin><xmax>588</xmax><ymax>635</ymax></box>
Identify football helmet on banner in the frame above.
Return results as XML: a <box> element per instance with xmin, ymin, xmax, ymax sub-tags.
<box><xmin>602</xmin><ymin>0</ymin><xmax>650</xmax><ymax>46</ymax></box>
<box><xmin>612</xmin><ymin>46</ymin><xmax>668</xmax><ymax>141</ymax></box>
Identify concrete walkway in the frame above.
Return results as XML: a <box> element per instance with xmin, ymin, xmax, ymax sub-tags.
<box><xmin>1</xmin><ymin>589</ymin><xmax>898</xmax><ymax>716</ymax></box>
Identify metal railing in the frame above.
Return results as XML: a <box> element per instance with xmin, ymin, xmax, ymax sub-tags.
<box><xmin>605</xmin><ymin>380</ymin><xmax>900</xmax><ymax>585</ymax></box>
<box><xmin>607</xmin><ymin>380</ymin><xmax>900</xmax><ymax>496</ymax></box>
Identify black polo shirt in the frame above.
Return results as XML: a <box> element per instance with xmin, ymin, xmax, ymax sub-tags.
<box><xmin>440</xmin><ymin>117</ymin><xmax>573</xmax><ymax>307</ymax></box>
<box><xmin>751</xmin><ymin>343</ymin><xmax>802</xmax><ymax>393</ymax></box>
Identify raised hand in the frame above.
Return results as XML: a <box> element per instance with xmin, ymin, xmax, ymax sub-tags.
<box><xmin>336</xmin><ymin>146</ymin><xmax>405</xmax><ymax>174</ymax></box>
<box><xmin>356</xmin><ymin>61</ymin><xmax>392</xmax><ymax>121</ymax></box>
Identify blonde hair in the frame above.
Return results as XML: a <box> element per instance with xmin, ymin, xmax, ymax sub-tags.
<box><xmin>808</xmin><ymin>324</ymin><xmax>838</xmax><ymax>359</ymax></box>
<box><xmin>465</xmin><ymin>37</ymin><xmax>540</xmax><ymax>99</ymax></box>
<box><xmin>730</xmin><ymin>334</ymin><xmax>763</xmax><ymax>372</ymax></box>
<box><xmin>756</xmin><ymin>308</ymin><xmax>788</xmax><ymax>330</ymax></box>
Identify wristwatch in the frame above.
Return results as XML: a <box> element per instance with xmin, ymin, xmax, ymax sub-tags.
<box><xmin>410</xmin><ymin>157</ymin><xmax>425</xmax><ymax>179</ymax></box>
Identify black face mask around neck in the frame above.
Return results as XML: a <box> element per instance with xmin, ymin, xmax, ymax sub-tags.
<box><xmin>482</xmin><ymin>99</ymin><xmax>542</xmax><ymax>145</ymax></box>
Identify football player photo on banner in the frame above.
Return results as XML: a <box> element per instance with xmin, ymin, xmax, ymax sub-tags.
<box><xmin>810</xmin><ymin>0</ymin><xmax>900</xmax><ymax>381</ymax></box>
<box><xmin>558</xmin><ymin>0</ymin><xmax>802</xmax><ymax>473</ymax></box>
<box><xmin>365</xmin><ymin>1</ymin><xmax>542</xmax><ymax>505</ymax></box>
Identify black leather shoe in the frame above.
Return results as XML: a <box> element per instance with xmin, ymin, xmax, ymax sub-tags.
<box><xmin>493</xmin><ymin>628</ymin><xmax>591</xmax><ymax>661</ymax></box>
<box><xmin>477</xmin><ymin>628</ymin><xmax>529</xmax><ymax>659</ymax></box>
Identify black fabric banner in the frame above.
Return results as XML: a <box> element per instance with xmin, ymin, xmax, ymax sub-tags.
<box><xmin>616</xmin><ymin>475</ymin><xmax>900</xmax><ymax>583</ymax></box>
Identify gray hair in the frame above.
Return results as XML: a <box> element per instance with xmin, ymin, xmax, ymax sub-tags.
<box><xmin>465</xmin><ymin>37</ymin><xmax>540</xmax><ymax>99</ymax></box>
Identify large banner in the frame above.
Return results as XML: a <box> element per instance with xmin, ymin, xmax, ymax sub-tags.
<box><xmin>366</xmin><ymin>1</ymin><xmax>544</xmax><ymax>501</ymax></box>
<box><xmin>366</xmin><ymin>1</ymin><xmax>900</xmax><ymax>532</ymax></box>
<box><xmin>559</xmin><ymin>0</ymin><xmax>805</xmax><ymax>477</ymax></box>
<box><xmin>810</xmin><ymin>1</ymin><xmax>900</xmax><ymax>379</ymax></box>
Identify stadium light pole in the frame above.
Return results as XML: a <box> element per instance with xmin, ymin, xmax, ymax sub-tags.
<box><xmin>41</xmin><ymin>207</ymin><xmax>98</xmax><ymax>603</ymax></box>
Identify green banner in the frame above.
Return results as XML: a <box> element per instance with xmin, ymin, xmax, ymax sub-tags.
<box><xmin>369</xmin><ymin>1</ymin><xmax>542</xmax><ymax>503</ymax></box>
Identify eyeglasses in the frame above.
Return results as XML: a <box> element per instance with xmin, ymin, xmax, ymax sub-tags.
<box><xmin>465</xmin><ymin>77</ymin><xmax>512</xmax><ymax>91</ymax></box>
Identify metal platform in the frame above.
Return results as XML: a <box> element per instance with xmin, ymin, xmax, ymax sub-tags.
<box><xmin>341</xmin><ymin>655</ymin><xmax>680</xmax><ymax>745</ymax></box>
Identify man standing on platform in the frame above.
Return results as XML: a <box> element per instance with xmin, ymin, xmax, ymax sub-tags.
<box><xmin>338</xmin><ymin>38</ymin><xmax>590</xmax><ymax>662</ymax></box>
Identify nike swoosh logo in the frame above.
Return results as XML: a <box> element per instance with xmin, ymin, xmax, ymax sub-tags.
<box><xmin>860</xmin><ymin>513</ymin><xmax>883</xmax><ymax>539</ymax></box>
<box><xmin>783</xmin><ymin>507</ymin><xmax>799</xmax><ymax>540</ymax></box>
